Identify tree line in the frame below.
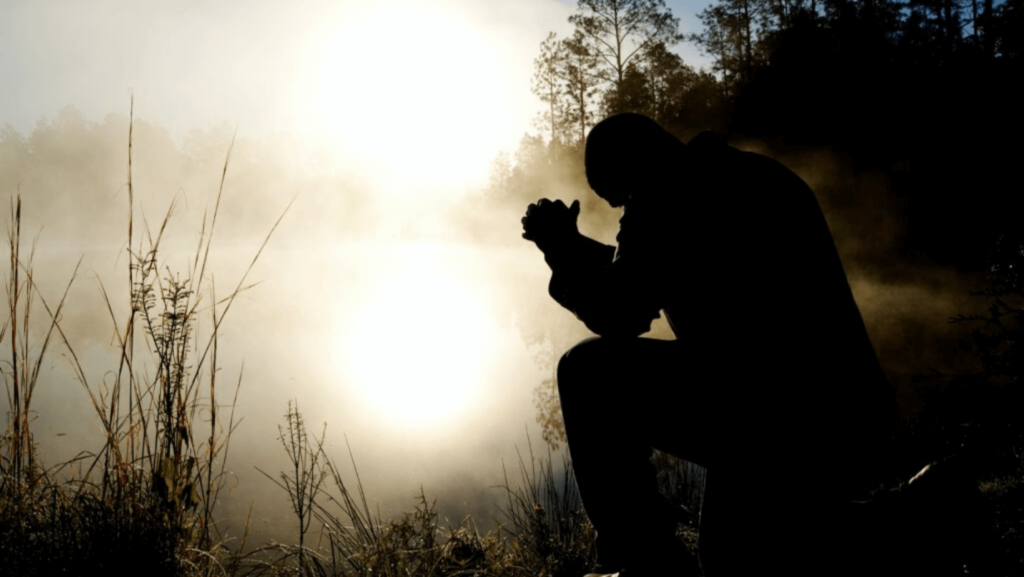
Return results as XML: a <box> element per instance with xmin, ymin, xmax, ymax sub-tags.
<box><xmin>492</xmin><ymin>0</ymin><xmax>1022</xmax><ymax>269</ymax></box>
<box><xmin>530</xmin><ymin>0</ymin><xmax>724</xmax><ymax>147</ymax></box>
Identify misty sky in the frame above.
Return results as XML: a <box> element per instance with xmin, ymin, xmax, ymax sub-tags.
<box><xmin>0</xmin><ymin>0</ymin><xmax>711</xmax><ymax>187</ymax></box>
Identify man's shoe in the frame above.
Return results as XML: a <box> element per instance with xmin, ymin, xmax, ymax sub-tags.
<box><xmin>582</xmin><ymin>555</ymin><xmax>703</xmax><ymax>576</ymax></box>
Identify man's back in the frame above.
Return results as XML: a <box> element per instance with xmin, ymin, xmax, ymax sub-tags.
<box><xmin>658</xmin><ymin>135</ymin><xmax>895</xmax><ymax>490</ymax></box>
<box><xmin>578</xmin><ymin>127</ymin><xmax>897</xmax><ymax>488</ymax></box>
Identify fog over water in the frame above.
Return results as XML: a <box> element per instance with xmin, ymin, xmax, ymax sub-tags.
<box><xmin>0</xmin><ymin>0</ymin><xmax>607</xmax><ymax>545</ymax></box>
<box><xmin>6</xmin><ymin>116</ymin><xmax>579</xmax><ymax>543</ymax></box>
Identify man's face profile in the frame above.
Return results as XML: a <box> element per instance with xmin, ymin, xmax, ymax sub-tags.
<box><xmin>585</xmin><ymin>113</ymin><xmax>682</xmax><ymax>208</ymax></box>
<box><xmin>593</xmin><ymin>180</ymin><xmax>629</xmax><ymax>208</ymax></box>
<box><xmin>586</xmin><ymin>138</ymin><xmax>641</xmax><ymax>208</ymax></box>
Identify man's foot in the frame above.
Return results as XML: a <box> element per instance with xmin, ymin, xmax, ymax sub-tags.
<box><xmin>582</xmin><ymin>551</ymin><xmax>704</xmax><ymax>577</ymax></box>
<box><xmin>582</xmin><ymin>532</ymin><xmax>703</xmax><ymax>576</ymax></box>
<box><xmin>584</xmin><ymin>568</ymin><xmax>699</xmax><ymax>577</ymax></box>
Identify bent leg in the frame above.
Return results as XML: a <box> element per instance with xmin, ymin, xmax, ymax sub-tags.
<box><xmin>697</xmin><ymin>467</ymin><xmax>840</xmax><ymax>576</ymax></box>
<box><xmin>559</xmin><ymin>337</ymin><xmax>847</xmax><ymax>575</ymax></box>
<box><xmin>557</xmin><ymin>337</ymin><xmax>714</xmax><ymax>572</ymax></box>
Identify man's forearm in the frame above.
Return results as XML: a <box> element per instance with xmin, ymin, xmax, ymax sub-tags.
<box><xmin>539</xmin><ymin>233</ymin><xmax>660</xmax><ymax>337</ymax></box>
<box><xmin>536</xmin><ymin>231</ymin><xmax>614</xmax><ymax>271</ymax></box>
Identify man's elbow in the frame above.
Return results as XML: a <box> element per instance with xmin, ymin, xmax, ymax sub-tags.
<box><xmin>580</xmin><ymin>311</ymin><xmax>657</xmax><ymax>338</ymax></box>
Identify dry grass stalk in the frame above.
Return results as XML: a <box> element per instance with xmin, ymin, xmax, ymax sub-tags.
<box><xmin>0</xmin><ymin>97</ymin><xmax>286</xmax><ymax>576</ymax></box>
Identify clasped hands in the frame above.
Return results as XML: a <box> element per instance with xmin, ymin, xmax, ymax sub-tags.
<box><xmin>521</xmin><ymin>198</ymin><xmax>581</xmax><ymax>250</ymax></box>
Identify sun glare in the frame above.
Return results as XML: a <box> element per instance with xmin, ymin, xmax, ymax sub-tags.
<box><xmin>316</xmin><ymin>3</ymin><xmax>510</xmax><ymax>186</ymax></box>
<box><xmin>342</xmin><ymin>243</ymin><xmax>491</xmax><ymax>429</ymax></box>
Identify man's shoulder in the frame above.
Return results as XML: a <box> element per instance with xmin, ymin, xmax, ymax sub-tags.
<box><xmin>683</xmin><ymin>131</ymin><xmax>757</xmax><ymax>176</ymax></box>
<box><xmin>686</xmin><ymin>132</ymin><xmax>807</xmax><ymax>187</ymax></box>
<box><xmin>686</xmin><ymin>130</ymin><xmax>728</xmax><ymax>149</ymax></box>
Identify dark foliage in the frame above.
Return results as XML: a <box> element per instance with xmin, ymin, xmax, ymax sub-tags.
<box><xmin>515</xmin><ymin>0</ymin><xmax>1024</xmax><ymax>270</ymax></box>
<box><xmin>0</xmin><ymin>487</ymin><xmax>182</xmax><ymax>577</ymax></box>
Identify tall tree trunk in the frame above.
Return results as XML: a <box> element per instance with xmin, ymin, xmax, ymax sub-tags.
<box><xmin>982</xmin><ymin>0</ymin><xmax>994</xmax><ymax>56</ymax></box>
<box><xmin>943</xmin><ymin>0</ymin><xmax>956</xmax><ymax>53</ymax></box>
<box><xmin>971</xmin><ymin>0</ymin><xmax>979</xmax><ymax>45</ymax></box>
<box><xmin>742</xmin><ymin>0</ymin><xmax>754</xmax><ymax>83</ymax></box>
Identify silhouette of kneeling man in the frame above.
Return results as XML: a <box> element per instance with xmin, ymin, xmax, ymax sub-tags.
<box><xmin>522</xmin><ymin>113</ymin><xmax>897</xmax><ymax>576</ymax></box>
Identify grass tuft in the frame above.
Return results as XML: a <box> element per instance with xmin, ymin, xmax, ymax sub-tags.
<box><xmin>0</xmin><ymin>99</ymin><xmax>283</xmax><ymax>576</ymax></box>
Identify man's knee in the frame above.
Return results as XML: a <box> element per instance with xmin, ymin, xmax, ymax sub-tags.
<box><xmin>557</xmin><ymin>337</ymin><xmax>613</xmax><ymax>396</ymax></box>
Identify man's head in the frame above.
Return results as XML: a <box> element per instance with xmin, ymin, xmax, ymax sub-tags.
<box><xmin>584</xmin><ymin>113</ymin><xmax>685</xmax><ymax>207</ymax></box>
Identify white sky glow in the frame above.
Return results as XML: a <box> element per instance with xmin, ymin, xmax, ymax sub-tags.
<box><xmin>314</xmin><ymin>3</ymin><xmax>513</xmax><ymax>188</ymax></box>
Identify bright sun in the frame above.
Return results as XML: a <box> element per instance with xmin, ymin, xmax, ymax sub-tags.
<box><xmin>342</xmin><ymin>243</ymin><xmax>491</xmax><ymax>428</ymax></box>
<box><xmin>316</xmin><ymin>2</ymin><xmax>510</xmax><ymax>185</ymax></box>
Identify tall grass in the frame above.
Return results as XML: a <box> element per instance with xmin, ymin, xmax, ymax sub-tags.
<box><xmin>651</xmin><ymin>449</ymin><xmax>704</xmax><ymax>528</ymax></box>
<box><xmin>246</xmin><ymin>400</ymin><xmax>510</xmax><ymax>576</ymax></box>
<box><xmin>498</xmin><ymin>438</ymin><xmax>596</xmax><ymax>576</ymax></box>
<box><xmin>0</xmin><ymin>99</ymin><xmax>286</xmax><ymax>576</ymax></box>
<box><xmin>248</xmin><ymin>404</ymin><xmax>604</xmax><ymax>577</ymax></box>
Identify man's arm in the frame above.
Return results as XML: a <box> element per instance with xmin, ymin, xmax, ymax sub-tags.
<box><xmin>523</xmin><ymin>199</ymin><xmax>661</xmax><ymax>337</ymax></box>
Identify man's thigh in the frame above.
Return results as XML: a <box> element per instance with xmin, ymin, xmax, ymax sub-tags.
<box><xmin>558</xmin><ymin>336</ymin><xmax>730</xmax><ymax>468</ymax></box>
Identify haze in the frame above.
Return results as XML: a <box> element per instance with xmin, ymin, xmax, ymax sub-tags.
<box><xmin>0</xmin><ymin>0</ymin><xmax>637</xmax><ymax>544</ymax></box>
<box><xmin>0</xmin><ymin>0</ymin><xmax>978</xmax><ymax>550</ymax></box>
